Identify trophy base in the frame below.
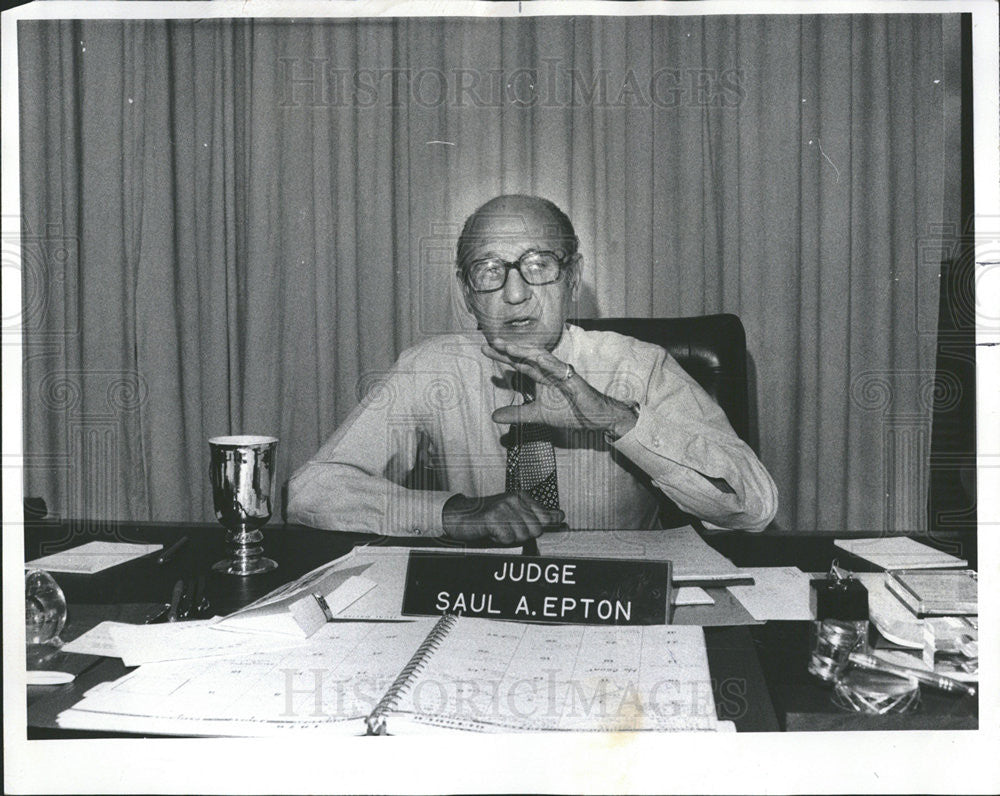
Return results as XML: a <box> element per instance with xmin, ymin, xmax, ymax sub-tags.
<box><xmin>214</xmin><ymin>525</ymin><xmax>277</xmax><ymax>576</ymax></box>
<box><xmin>212</xmin><ymin>556</ymin><xmax>278</xmax><ymax>576</ymax></box>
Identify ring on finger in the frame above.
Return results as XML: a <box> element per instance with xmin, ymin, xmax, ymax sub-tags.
<box><xmin>559</xmin><ymin>363</ymin><xmax>575</xmax><ymax>382</ymax></box>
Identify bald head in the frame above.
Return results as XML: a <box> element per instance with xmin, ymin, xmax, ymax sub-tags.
<box><xmin>457</xmin><ymin>195</ymin><xmax>578</xmax><ymax>274</ymax></box>
<box><xmin>456</xmin><ymin>195</ymin><xmax>582</xmax><ymax>352</ymax></box>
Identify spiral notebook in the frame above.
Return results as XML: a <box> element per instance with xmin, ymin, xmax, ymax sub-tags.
<box><xmin>58</xmin><ymin>617</ymin><xmax>729</xmax><ymax>735</ymax></box>
<box><xmin>365</xmin><ymin>615</ymin><xmax>728</xmax><ymax>734</ymax></box>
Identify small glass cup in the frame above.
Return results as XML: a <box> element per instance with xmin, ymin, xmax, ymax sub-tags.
<box><xmin>808</xmin><ymin>618</ymin><xmax>869</xmax><ymax>682</ymax></box>
<box><xmin>26</xmin><ymin>569</ymin><xmax>68</xmax><ymax>666</ymax></box>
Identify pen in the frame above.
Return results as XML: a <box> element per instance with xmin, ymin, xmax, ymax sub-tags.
<box><xmin>848</xmin><ymin>652</ymin><xmax>976</xmax><ymax>698</ymax></box>
<box><xmin>144</xmin><ymin>604</ymin><xmax>171</xmax><ymax>624</ymax></box>
<box><xmin>157</xmin><ymin>536</ymin><xmax>189</xmax><ymax>565</ymax></box>
<box><xmin>187</xmin><ymin>574</ymin><xmax>207</xmax><ymax>619</ymax></box>
<box><xmin>195</xmin><ymin>575</ymin><xmax>211</xmax><ymax>616</ymax></box>
<box><xmin>167</xmin><ymin>579</ymin><xmax>185</xmax><ymax>622</ymax></box>
<box><xmin>177</xmin><ymin>579</ymin><xmax>194</xmax><ymax>620</ymax></box>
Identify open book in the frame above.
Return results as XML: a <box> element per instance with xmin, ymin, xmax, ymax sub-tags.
<box><xmin>58</xmin><ymin>617</ymin><xmax>731</xmax><ymax>735</ymax></box>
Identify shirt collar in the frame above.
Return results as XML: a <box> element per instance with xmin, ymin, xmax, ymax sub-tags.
<box><xmin>551</xmin><ymin>322</ymin><xmax>576</xmax><ymax>362</ymax></box>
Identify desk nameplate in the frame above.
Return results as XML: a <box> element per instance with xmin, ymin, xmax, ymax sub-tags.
<box><xmin>401</xmin><ymin>551</ymin><xmax>671</xmax><ymax>625</ymax></box>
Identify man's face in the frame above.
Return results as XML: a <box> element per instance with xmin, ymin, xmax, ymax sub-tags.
<box><xmin>459</xmin><ymin>207</ymin><xmax>581</xmax><ymax>352</ymax></box>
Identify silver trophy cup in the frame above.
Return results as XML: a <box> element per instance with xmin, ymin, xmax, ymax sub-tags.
<box><xmin>209</xmin><ymin>435</ymin><xmax>279</xmax><ymax>575</ymax></box>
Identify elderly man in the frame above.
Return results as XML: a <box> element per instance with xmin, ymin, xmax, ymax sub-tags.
<box><xmin>287</xmin><ymin>195</ymin><xmax>777</xmax><ymax>543</ymax></box>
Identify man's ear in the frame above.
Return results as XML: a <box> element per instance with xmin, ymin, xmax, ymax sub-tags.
<box><xmin>457</xmin><ymin>270</ymin><xmax>475</xmax><ymax>315</ymax></box>
<box><xmin>566</xmin><ymin>253</ymin><xmax>583</xmax><ymax>299</ymax></box>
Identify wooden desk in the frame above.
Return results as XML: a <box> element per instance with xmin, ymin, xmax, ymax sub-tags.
<box><xmin>23</xmin><ymin>520</ymin><xmax>977</xmax><ymax>736</ymax></box>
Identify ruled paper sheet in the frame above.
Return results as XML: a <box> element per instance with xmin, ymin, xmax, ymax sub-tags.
<box><xmin>26</xmin><ymin>542</ymin><xmax>163</xmax><ymax>574</ymax></box>
<box><xmin>57</xmin><ymin>619</ymin><xmax>439</xmax><ymax>736</ymax></box>
<box><xmin>536</xmin><ymin>527</ymin><xmax>743</xmax><ymax>583</ymax></box>
<box><xmin>387</xmin><ymin>619</ymin><xmax>725</xmax><ymax>732</ymax></box>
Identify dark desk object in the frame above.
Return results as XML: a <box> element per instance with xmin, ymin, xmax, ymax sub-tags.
<box><xmin>24</xmin><ymin>521</ymin><xmax>976</xmax><ymax>736</ymax></box>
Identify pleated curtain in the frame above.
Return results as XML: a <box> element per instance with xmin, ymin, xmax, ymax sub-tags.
<box><xmin>19</xmin><ymin>14</ymin><xmax>955</xmax><ymax>532</ymax></box>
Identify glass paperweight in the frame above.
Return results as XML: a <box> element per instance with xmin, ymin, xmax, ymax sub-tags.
<box><xmin>25</xmin><ymin>569</ymin><xmax>68</xmax><ymax>666</ymax></box>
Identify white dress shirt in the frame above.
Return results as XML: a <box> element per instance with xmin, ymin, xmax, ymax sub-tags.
<box><xmin>287</xmin><ymin>324</ymin><xmax>778</xmax><ymax>535</ymax></box>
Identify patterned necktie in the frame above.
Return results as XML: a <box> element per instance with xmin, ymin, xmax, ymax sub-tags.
<box><xmin>504</xmin><ymin>375</ymin><xmax>560</xmax><ymax>510</ymax></box>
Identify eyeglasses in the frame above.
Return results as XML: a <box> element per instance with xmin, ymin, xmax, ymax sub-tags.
<box><xmin>463</xmin><ymin>250</ymin><xmax>569</xmax><ymax>293</ymax></box>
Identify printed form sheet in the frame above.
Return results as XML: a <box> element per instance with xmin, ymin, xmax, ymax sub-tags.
<box><xmin>58</xmin><ymin>619</ymin><xmax>439</xmax><ymax>735</ymax></box>
<box><xmin>536</xmin><ymin>527</ymin><xmax>742</xmax><ymax>583</ymax></box>
<box><xmin>389</xmin><ymin>620</ymin><xmax>725</xmax><ymax>732</ymax></box>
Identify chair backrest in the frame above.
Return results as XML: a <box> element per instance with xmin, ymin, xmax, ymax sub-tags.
<box><xmin>572</xmin><ymin>314</ymin><xmax>751</xmax><ymax>529</ymax></box>
<box><xmin>570</xmin><ymin>314</ymin><xmax>751</xmax><ymax>444</ymax></box>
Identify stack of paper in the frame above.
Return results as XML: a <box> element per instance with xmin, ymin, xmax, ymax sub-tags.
<box><xmin>726</xmin><ymin>567</ymin><xmax>813</xmax><ymax>621</ymax></box>
<box><xmin>58</xmin><ymin>620</ymin><xmax>438</xmax><ymax>736</ymax></box>
<box><xmin>64</xmin><ymin>619</ymin><xmax>300</xmax><ymax>666</ymax></box>
<box><xmin>535</xmin><ymin>526</ymin><xmax>745</xmax><ymax>583</ymax></box>
<box><xmin>57</xmin><ymin>619</ymin><xmax>732</xmax><ymax>735</ymax></box>
<box><xmin>215</xmin><ymin>559</ymin><xmax>380</xmax><ymax>635</ymax></box>
<box><xmin>62</xmin><ymin>569</ymin><xmax>382</xmax><ymax>665</ymax></box>
<box><xmin>853</xmin><ymin>571</ymin><xmax>946</xmax><ymax>648</ymax></box>
<box><xmin>834</xmin><ymin>537</ymin><xmax>967</xmax><ymax>570</ymax></box>
<box><xmin>26</xmin><ymin>542</ymin><xmax>163</xmax><ymax>574</ymax></box>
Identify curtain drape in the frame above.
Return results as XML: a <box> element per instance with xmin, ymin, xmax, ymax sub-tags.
<box><xmin>19</xmin><ymin>14</ymin><xmax>955</xmax><ymax>532</ymax></box>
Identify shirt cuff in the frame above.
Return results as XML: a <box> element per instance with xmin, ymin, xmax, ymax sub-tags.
<box><xmin>420</xmin><ymin>491</ymin><xmax>454</xmax><ymax>537</ymax></box>
<box><xmin>287</xmin><ymin>482</ymin><xmax>453</xmax><ymax>538</ymax></box>
<box><xmin>610</xmin><ymin>403</ymin><xmax>698</xmax><ymax>465</ymax></box>
<box><xmin>388</xmin><ymin>489</ymin><xmax>453</xmax><ymax>538</ymax></box>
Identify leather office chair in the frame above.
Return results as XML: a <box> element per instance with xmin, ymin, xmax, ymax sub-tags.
<box><xmin>571</xmin><ymin>314</ymin><xmax>751</xmax><ymax>528</ymax></box>
<box><xmin>571</xmin><ymin>314</ymin><xmax>750</xmax><ymax>443</ymax></box>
